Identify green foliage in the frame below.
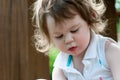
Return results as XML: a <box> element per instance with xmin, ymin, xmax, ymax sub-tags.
<box><xmin>117</xmin><ymin>18</ymin><xmax>120</xmax><ymax>33</ymax></box>
<box><xmin>49</xmin><ymin>47</ymin><xmax>59</xmax><ymax>80</ymax></box>
<box><xmin>115</xmin><ymin>0</ymin><xmax>120</xmax><ymax>11</ymax></box>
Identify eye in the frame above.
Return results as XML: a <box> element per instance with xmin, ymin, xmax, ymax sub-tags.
<box><xmin>70</xmin><ymin>28</ymin><xmax>79</xmax><ymax>33</ymax></box>
<box><xmin>55</xmin><ymin>34</ymin><xmax>63</xmax><ymax>39</ymax></box>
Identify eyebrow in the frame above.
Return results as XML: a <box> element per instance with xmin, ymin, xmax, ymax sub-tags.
<box><xmin>53</xmin><ymin>23</ymin><xmax>80</xmax><ymax>35</ymax></box>
<box><xmin>70</xmin><ymin>23</ymin><xmax>80</xmax><ymax>29</ymax></box>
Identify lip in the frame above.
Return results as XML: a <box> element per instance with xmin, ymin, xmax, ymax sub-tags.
<box><xmin>68</xmin><ymin>46</ymin><xmax>77</xmax><ymax>52</ymax></box>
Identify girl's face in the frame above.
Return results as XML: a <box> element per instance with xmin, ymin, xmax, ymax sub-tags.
<box><xmin>47</xmin><ymin>14</ymin><xmax>91</xmax><ymax>57</ymax></box>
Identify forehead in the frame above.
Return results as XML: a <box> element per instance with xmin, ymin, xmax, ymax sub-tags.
<box><xmin>46</xmin><ymin>14</ymin><xmax>81</xmax><ymax>31</ymax></box>
<box><xmin>46</xmin><ymin>15</ymin><xmax>85</xmax><ymax>34</ymax></box>
<box><xmin>46</xmin><ymin>15</ymin><xmax>56</xmax><ymax>29</ymax></box>
<box><xmin>46</xmin><ymin>15</ymin><xmax>66</xmax><ymax>33</ymax></box>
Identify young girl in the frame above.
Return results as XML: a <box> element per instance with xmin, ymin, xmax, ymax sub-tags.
<box><xmin>32</xmin><ymin>0</ymin><xmax>120</xmax><ymax>80</ymax></box>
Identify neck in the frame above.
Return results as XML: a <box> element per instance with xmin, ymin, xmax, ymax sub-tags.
<box><xmin>72</xmin><ymin>54</ymin><xmax>84</xmax><ymax>74</ymax></box>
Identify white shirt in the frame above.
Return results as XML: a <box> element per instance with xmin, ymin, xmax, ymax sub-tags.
<box><xmin>53</xmin><ymin>31</ymin><xmax>115</xmax><ymax>80</ymax></box>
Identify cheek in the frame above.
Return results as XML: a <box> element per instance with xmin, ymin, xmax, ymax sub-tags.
<box><xmin>53</xmin><ymin>39</ymin><xmax>62</xmax><ymax>47</ymax></box>
<box><xmin>76</xmin><ymin>32</ymin><xmax>90</xmax><ymax>48</ymax></box>
<box><xmin>53</xmin><ymin>40</ymin><xmax>66</xmax><ymax>51</ymax></box>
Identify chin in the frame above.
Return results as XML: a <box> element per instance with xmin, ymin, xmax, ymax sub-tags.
<box><xmin>72</xmin><ymin>53</ymin><xmax>80</xmax><ymax>56</ymax></box>
<box><xmin>69</xmin><ymin>52</ymin><xmax>79</xmax><ymax>56</ymax></box>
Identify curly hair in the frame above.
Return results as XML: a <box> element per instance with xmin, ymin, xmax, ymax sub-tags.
<box><xmin>32</xmin><ymin>0</ymin><xmax>106</xmax><ymax>54</ymax></box>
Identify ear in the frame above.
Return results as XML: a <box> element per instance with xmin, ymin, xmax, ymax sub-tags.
<box><xmin>91</xmin><ymin>11</ymin><xmax>97</xmax><ymax>19</ymax></box>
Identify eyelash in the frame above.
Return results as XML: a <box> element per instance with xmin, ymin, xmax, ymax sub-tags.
<box><xmin>55</xmin><ymin>28</ymin><xmax>79</xmax><ymax>39</ymax></box>
<box><xmin>55</xmin><ymin>35</ymin><xmax>63</xmax><ymax>39</ymax></box>
<box><xmin>71</xmin><ymin>28</ymin><xmax>79</xmax><ymax>33</ymax></box>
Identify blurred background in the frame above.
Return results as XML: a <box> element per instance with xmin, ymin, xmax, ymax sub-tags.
<box><xmin>116</xmin><ymin>0</ymin><xmax>120</xmax><ymax>45</ymax></box>
<box><xmin>0</xmin><ymin>0</ymin><xmax>120</xmax><ymax>80</ymax></box>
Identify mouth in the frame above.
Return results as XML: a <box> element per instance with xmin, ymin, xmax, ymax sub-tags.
<box><xmin>68</xmin><ymin>46</ymin><xmax>77</xmax><ymax>52</ymax></box>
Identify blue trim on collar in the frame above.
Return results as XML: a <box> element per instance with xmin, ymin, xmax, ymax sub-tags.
<box><xmin>66</xmin><ymin>55</ymin><xmax>72</xmax><ymax>67</ymax></box>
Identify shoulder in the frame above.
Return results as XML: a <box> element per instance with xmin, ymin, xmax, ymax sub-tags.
<box><xmin>52</xmin><ymin>52</ymin><xmax>68</xmax><ymax>80</ymax></box>
<box><xmin>105</xmin><ymin>40</ymin><xmax>120</xmax><ymax>62</ymax></box>
<box><xmin>52</xmin><ymin>67</ymin><xmax>67</xmax><ymax>80</ymax></box>
<box><xmin>53</xmin><ymin>52</ymin><xmax>69</xmax><ymax>68</ymax></box>
<box><xmin>105</xmin><ymin>39</ymin><xmax>120</xmax><ymax>79</ymax></box>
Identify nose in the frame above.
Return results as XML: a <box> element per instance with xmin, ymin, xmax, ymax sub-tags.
<box><xmin>64</xmin><ymin>33</ymin><xmax>74</xmax><ymax>44</ymax></box>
